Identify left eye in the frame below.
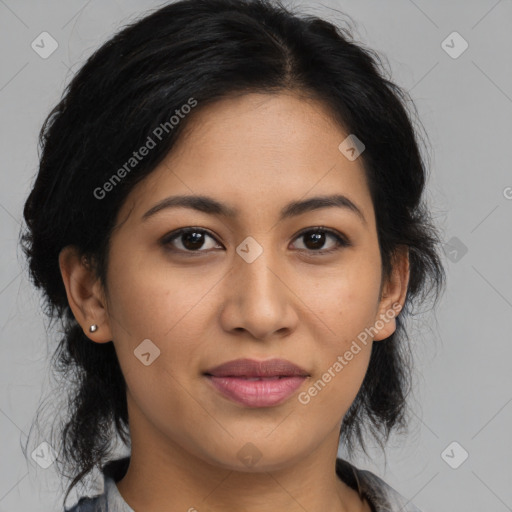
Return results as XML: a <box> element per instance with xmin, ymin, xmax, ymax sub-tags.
<box><xmin>291</xmin><ymin>227</ymin><xmax>350</xmax><ymax>254</ymax></box>
<box><xmin>161</xmin><ymin>227</ymin><xmax>350</xmax><ymax>255</ymax></box>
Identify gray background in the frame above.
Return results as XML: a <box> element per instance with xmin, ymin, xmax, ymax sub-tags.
<box><xmin>1</xmin><ymin>0</ymin><xmax>511</xmax><ymax>510</ymax></box>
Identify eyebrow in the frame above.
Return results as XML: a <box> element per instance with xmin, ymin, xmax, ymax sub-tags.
<box><xmin>142</xmin><ymin>193</ymin><xmax>367</xmax><ymax>225</ymax></box>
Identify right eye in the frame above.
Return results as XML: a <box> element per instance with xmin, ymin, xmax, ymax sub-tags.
<box><xmin>161</xmin><ymin>227</ymin><xmax>224</xmax><ymax>254</ymax></box>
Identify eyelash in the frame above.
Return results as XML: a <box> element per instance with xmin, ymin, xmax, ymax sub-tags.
<box><xmin>161</xmin><ymin>226</ymin><xmax>351</xmax><ymax>256</ymax></box>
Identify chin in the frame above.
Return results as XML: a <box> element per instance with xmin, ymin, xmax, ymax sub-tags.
<box><xmin>199</xmin><ymin>443</ymin><xmax>303</xmax><ymax>473</ymax></box>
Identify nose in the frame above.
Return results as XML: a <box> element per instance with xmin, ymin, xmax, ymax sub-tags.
<box><xmin>219</xmin><ymin>245</ymin><xmax>299</xmax><ymax>341</ymax></box>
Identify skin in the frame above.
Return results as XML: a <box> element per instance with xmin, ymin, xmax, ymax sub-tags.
<box><xmin>59</xmin><ymin>92</ymin><xmax>409</xmax><ymax>512</ymax></box>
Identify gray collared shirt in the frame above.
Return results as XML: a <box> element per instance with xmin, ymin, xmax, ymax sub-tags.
<box><xmin>65</xmin><ymin>457</ymin><xmax>422</xmax><ymax>512</ymax></box>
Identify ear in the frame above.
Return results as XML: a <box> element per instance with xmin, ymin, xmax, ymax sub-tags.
<box><xmin>373</xmin><ymin>245</ymin><xmax>410</xmax><ymax>342</ymax></box>
<box><xmin>58</xmin><ymin>246</ymin><xmax>113</xmax><ymax>343</ymax></box>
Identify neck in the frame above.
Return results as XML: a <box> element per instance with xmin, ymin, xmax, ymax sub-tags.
<box><xmin>115</xmin><ymin>395</ymin><xmax>370</xmax><ymax>512</ymax></box>
<box><xmin>116</xmin><ymin>439</ymin><xmax>368</xmax><ymax>511</ymax></box>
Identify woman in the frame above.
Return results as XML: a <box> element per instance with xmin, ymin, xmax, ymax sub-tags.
<box><xmin>21</xmin><ymin>0</ymin><xmax>446</xmax><ymax>510</ymax></box>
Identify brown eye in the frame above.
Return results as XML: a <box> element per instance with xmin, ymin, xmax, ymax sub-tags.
<box><xmin>161</xmin><ymin>226</ymin><xmax>350</xmax><ymax>256</ymax></box>
<box><xmin>162</xmin><ymin>228</ymin><xmax>222</xmax><ymax>253</ymax></box>
<box><xmin>291</xmin><ymin>227</ymin><xmax>350</xmax><ymax>255</ymax></box>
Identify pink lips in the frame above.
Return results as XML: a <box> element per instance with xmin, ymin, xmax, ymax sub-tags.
<box><xmin>204</xmin><ymin>358</ymin><xmax>309</xmax><ymax>408</ymax></box>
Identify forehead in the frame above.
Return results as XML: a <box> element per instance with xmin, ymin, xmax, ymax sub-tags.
<box><xmin>116</xmin><ymin>92</ymin><xmax>375</xmax><ymax>229</ymax></box>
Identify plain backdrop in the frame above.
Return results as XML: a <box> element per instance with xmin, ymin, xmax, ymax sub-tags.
<box><xmin>0</xmin><ymin>1</ymin><xmax>511</xmax><ymax>511</ymax></box>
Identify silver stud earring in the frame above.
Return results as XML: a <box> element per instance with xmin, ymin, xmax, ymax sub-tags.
<box><xmin>89</xmin><ymin>324</ymin><xmax>98</xmax><ymax>333</ymax></box>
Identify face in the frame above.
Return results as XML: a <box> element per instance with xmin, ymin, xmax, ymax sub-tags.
<box><xmin>63</xmin><ymin>92</ymin><xmax>408</xmax><ymax>472</ymax></box>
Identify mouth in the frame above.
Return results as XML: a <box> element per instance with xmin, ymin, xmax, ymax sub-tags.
<box><xmin>209</xmin><ymin>376</ymin><xmax>291</xmax><ymax>380</ymax></box>
<box><xmin>203</xmin><ymin>358</ymin><xmax>309</xmax><ymax>407</ymax></box>
<box><xmin>204</xmin><ymin>357</ymin><xmax>309</xmax><ymax>378</ymax></box>
<box><xmin>204</xmin><ymin>375</ymin><xmax>308</xmax><ymax>407</ymax></box>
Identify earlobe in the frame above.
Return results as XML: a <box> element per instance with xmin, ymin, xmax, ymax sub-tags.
<box><xmin>58</xmin><ymin>246</ymin><xmax>113</xmax><ymax>343</ymax></box>
<box><xmin>373</xmin><ymin>246</ymin><xmax>410</xmax><ymax>342</ymax></box>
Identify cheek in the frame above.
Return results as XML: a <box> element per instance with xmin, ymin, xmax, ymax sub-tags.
<box><xmin>305</xmin><ymin>348</ymin><xmax>372</xmax><ymax>414</ymax></box>
<box><xmin>298</xmin><ymin>260</ymin><xmax>380</xmax><ymax>405</ymax></box>
<box><xmin>106</xmin><ymin>252</ymin><xmax>204</xmax><ymax>337</ymax></box>
<box><xmin>304</xmin><ymin>256</ymin><xmax>382</xmax><ymax>340</ymax></box>
<box><xmin>105</xmin><ymin>254</ymin><xmax>220</xmax><ymax>380</ymax></box>
<box><xmin>105</xmin><ymin>260</ymin><xmax>206</xmax><ymax>419</ymax></box>
<box><xmin>300</xmin><ymin>302</ymin><xmax>375</xmax><ymax>421</ymax></box>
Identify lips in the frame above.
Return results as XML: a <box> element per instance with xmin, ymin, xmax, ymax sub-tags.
<box><xmin>203</xmin><ymin>358</ymin><xmax>309</xmax><ymax>407</ymax></box>
<box><xmin>204</xmin><ymin>358</ymin><xmax>309</xmax><ymax>378</ymax></box>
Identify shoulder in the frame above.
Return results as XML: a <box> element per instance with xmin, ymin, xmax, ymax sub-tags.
<box><xmin>64</xmin><ymin>494</ymin><xmax>106</xmax><ymax>512</ymax></box>
<box><xmin>64</xmin><ymin>457</ymin><xmax>131</xmax><ymax>512</ymax></box>
<box><xmin>358</xmin><ymin>468</ymin><xmax>423</xmax><ymax>512</ymax></box>
<box><xmin>336</xmin><ymin>458</ymin><xmax>423</xmax><ymax>512</ymax></box>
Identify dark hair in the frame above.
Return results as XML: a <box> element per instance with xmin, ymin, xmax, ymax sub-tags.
<box><xmin>20</xmin><ymin>0</ymin><xmax>446</xmax><ymax>505</ymax></box>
